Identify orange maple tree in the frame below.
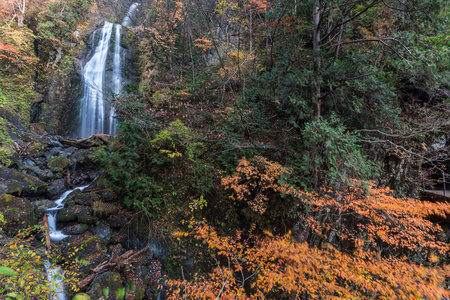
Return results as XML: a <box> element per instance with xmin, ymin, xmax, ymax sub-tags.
<box><xmin>167</xmin><ymin>222</ymin><xmax>450</xmax><ymax>299</ymax></box>
<box><xmin>288</xmin><ymin>181</ymin><xmax>450</xmax><ymax>256</ymax></box>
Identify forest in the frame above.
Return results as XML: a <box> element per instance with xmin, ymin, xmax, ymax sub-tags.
<box><xmin>0</xmin><ymin>0</ymin><xmax>450</xmax><ymax>299</ymax></box>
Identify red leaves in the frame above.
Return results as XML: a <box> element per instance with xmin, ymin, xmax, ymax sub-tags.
<box><xmin>0</xmin><ymin>42</ymin><xmax>19</xmax><ymax>61</ymax></box>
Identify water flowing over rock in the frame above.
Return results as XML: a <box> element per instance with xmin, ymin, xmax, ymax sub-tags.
<box><xmin>78</xmin><ymin>22</ymin><xmax>115</xmax><ymax>138</ymax></box>
<box><xmin>77</xmin><ymin>3</ymin><xmax>140</xmax><ymax>138</ymax></box>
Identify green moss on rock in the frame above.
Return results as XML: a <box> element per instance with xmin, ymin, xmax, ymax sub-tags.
<box><xmin>47</xmin><ymin>156</ymin><xmax>70</xmax><ymax>173</ymax></box>
<box><xmin>0</xmin><ymin>194</ymin><xmax>37</xmax><ymax>233</ymax></box>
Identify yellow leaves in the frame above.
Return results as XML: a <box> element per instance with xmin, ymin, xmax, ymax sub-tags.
<box><xmin>172</xmin><ymin>231</ymin><xmax>189</xmax><ymax>238</ymax></box>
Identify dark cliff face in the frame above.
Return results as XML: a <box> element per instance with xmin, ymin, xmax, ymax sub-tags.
<box><xmin>40</xmin><ymin>56</ymin><xmax>83</xmax><ymax>135</ymax></box>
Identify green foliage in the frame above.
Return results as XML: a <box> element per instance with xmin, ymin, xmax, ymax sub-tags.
<box><xmin>0</xmin><ymin>117</ymin><xmax>14</xmax><ymax>167</ymax></box>
<box><xmin>0</xmin><ymin>228</ymin><xmax>50</xmax><ymax>299</ymax></box>
<box><xmin>298</xmin><ymin>115</ymin><xmax>376</xmax><ymax>190</ymax></box>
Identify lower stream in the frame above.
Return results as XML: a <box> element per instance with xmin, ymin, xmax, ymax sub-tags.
<box><xmin>44</xmin><ymin>184</ymin><xmax>90</xmax><ymax>299</ymax></box>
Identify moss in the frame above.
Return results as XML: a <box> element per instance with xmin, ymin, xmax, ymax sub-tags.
<box><xmin>47</xmin><ymin>156</ymin><xmax>70</xmax><ymax>173</ymax></box>
<box><xmin>0</xmin><ymin>194</ymin><xmax>38</xmax><ymax>233</ymax></box>
<box><xmin>93</xmin><ymin>201</ymin><xmax>118</xmax><ymax>218</ymax></box>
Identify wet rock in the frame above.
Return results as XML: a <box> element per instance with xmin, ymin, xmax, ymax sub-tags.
<box><xmin>62</xmin><ymin>223</ymin><xmax>90</xmax><ymax>235</ymax></box>
<box><xmin>73</xmin><ymin>191</ymin><xmax>99</xmax><ymax>206</ymax></box>
<box><xmin>107</xmin><ymin>216</ymin><xmax>127</xmax><ymax>228</ymax></box>
<box><xmin>93</xmin><ymin>201</ymin><xmax>118</xmax><ymax>218</ymax></box>
<box><xmin>0</xmin><ymin>179</ymin><xmax>26</xmax><ymax>195</ymax></box>
<box><xmin>0</xmin><ymin>167</ymin><xmax>47</xmax><ymax>196</ymax></box>
<box><xmin>57</xmin><ymin>208</ymin><xmax>77</xmax><ymax>222</ymax></box>
<box><xmin>78</xmin><ymin>214</ymin><xmax>99</xmax><ymax>225</ymax></box>
<box><xmin>0</xmin><ymin>194</ymin><xmax>38</xmax><ymax>233</ymax></box>
<box><xmin>102</xmin><ymin>190</ymin><xmax>117</xmax><ymax>202</ymax></box>
<box><xmin>61</xmin><ymin>147</ymin><xmax>75</xmax><ymax>157</ymax></box>
<box><xmin>19</xmin><ymin>165</ymin><xmax>55</xmax><ymax>182</ymax></box>
<box><xmin>90</xmin><ymin>223</ymin><xmax>111</xmax><ymax>240</ymax></box>
<box><xmin>32</xmin><ymin>199</ymin><xmax>56</xmax><ymax>214</ymax></box>
<box><xmin>66</xmin><ymin>204</ymin><xmax>93</xmax><ymax>216</ymax></box>
<box><xmin>47</xmin><ymin>179</ymin><xmax>67</xmax><ymax>198</ymax></box>
<box><xmin>47</xmin><ymin>156</ymin><xmax>70</xmax><ymax>173</ymax></box>
<box><xmin>88</xmin><ymin>272</ymin><xmax>123</xmax><ymax>300</ymax></box>
<box><xmin>70</xmin><ymin>149</ymin><xmax>97</xmax><ymax>169</ymax></box>
<box><xmin>50</xmin><ymin>147</ymin><xmax>62</xmax><ymax>156</ymax></box>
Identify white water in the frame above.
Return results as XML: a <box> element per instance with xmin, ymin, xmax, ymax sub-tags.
<box><xmin>79</xmin><ymin>22</ymin><xmax>114</xmax><ymax>138</ymax></box>
<box><xmin>78</xmin><ymin>3</ymin><xmax>140</xmax><ymax>138</ymax></box>
<box><xmin>46</xmin><ymin>185</ymin><xmax>89</xmax><ymax>242</ymax></box>
<box><xmin>45</xmin><ymin>261</ymin><xmax>67</xmax><ymax>300</ymax></box>
<box><xmin>122</xmin><ymin>3</ymin><xmax>140</xmax><ymax>27</ymax></box>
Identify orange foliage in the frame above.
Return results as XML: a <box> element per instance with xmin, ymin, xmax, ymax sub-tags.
<box><xmin>221</xmin><ymin>156</ymin><xmax>285</xmax><ymax>214</ymax></box>
<box><xmin>194</xmin><ymin>37</ymin><xmax>213</xmax><ymax>51</ymax></box>
<box><xmin>166</xmin><ymin>222</ymin><xmax>450</xmax><ymax>299</ymax></box>
<box><xmin>289</xmin><ymin>182</ymin><xmax>450</xmax><ymax>254</ymax></box>
<box><xmin>0</xmin><ymin>42</ymin><xmax>20</xmax><ymax>61</ymax></box>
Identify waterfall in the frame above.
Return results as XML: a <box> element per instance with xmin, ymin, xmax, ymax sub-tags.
<box><xmin>78</xmin><ymin>22</ymin><xmax>114</xmax><ymax>138</ymax></box>
<box><xmin>77</xmin><ymin>3</ymin><xmax>140</xmax><ymax>138</ymax></box>
<box><xmin>46</xmin><ymin>184</ymin><xmax>89</xmax><ymax>242</ymax></box>
<box><xmin>122</xmin><ymin>3</ymin><xmax>140</xmax><ymax>27</ymax></box>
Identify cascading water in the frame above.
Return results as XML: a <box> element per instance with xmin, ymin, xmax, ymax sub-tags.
<box><xmin>44</xmin><ymin>184</ymin><xmax>89</xmax><ymax>300</ymax></box>
<box><xmin>46</xmin><ymin>184</ymin><xmax>90</xmax><ymax>242</ymax></box>
<box><xmin>78</xmin><ymin>22</ymin><xmax>114</xmax><ymax>138</ymax></box>
<box><xmin>77</xmin><ymin>3</ymin><xmax>140</xmax><ymax>138</ymax></box>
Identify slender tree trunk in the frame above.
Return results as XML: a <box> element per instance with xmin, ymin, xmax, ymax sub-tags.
<box><xmin>312</xmin><ymin>1</ymin><xmax>321</xmax><ymax>118</ymax></box>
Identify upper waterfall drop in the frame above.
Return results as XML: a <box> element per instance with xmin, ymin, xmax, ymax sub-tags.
<box><xmin>77</xmin><ymin>3</ymin><xmax>140</xmax><ymax>138</ymax></box>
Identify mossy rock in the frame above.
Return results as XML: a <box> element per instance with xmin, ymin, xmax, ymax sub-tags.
<box><xmin>0</xmin><ymin>167</ymin><xmax>47</xmax><ymax>196</ymax></box>
<box><xmin>88</xmin><ymin>272</ymin><xmax>123</xmax><ymax>300</ymax></box>
<box><xmin>72</xmin><ymin>191</ymin><xmax>99</xmax><ymax>206</ymax></box>
<box><xmin>77</xmin><ymin>214</ymin><xmax>99</xmax><ymax>225</ymax></box>
<box><xmin>0</xmin><ymin>179</ymin><xmax>26</xmax><ymax>195</ymax></box>
<box><xmin>0</xmin><ymin>194</ymin><xmax>37</xmax><ymax>233</ymax></box>
<box><xmin>62</xmin><ymin>223</ymin><xmax>90</xmax><ymax>235</ymax></box>
<box><xmin>47</xmin><ymin>156</ymin><xmax>70</xmax><ymax>173</ymax></box>
<box><xmin>72</xmin><ymin>293</ymin><xmax>91</xmax><ymax>300</ymax></box>
<box><xmin>32</xmin><ymin>199</ymin><xmax>56</xmax><ymax>214</ymax></box>
<box><xmin>93</xmin><ymin>201</ymin><xmax>118</xmax><ymax>218</ymax></box>
<box><xmin>19</xmin><ymin>165</ymin><xmax>55</xmax><ymax>181</ymax></box>
<box><xmin>57</xmin><ymin>209</ymin><xmax>77</xmax><ymax>222</ymax></box>
<box><xmin>46</xmin><ymin>179</ymin><xmax>67</xmax><ymax>198</ymax></box>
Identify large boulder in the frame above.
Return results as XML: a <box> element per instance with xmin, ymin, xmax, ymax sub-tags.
<box><xmin>19</xmin><ymin>165</ymin><xmax>55</xmax><ymax>182</ymax></box>
<box><xmin>0</xmin><ymin>194</ymin><xmax>37</xmax><ymax>233</ymax></box>
<box><xmin>57</xmin><ymin>208</ymin><xmax>77</xmax><ymax>222</ymax></box>
<box><xmin>72</xmin><ymin>191</ymin><xmax>100</xmax><ymax>206</ymax></box>
<box><xmin>77</xmin><ymin>214</ymin><xmax>99</xmax><ymax>225</ymax></box>
<box><xmin>47</xmin><ymin>156</ymin><xmax>70</xmax><ymax>173</ymax></box>
<box><xmin>62</xmin><ymin>223</ymin><xmax>90</xmax><ymax>235</ymax></box>
<box><xmin>93</xmin><ymin>201</ymin><xmax>118</xmax><ymax>218</ymax></box>
<box><xmin>32</xmin><ymin>199</ymin><xmax>56</xmax><ymax>215</ymax></box>
<box><xmin>0</xmin><ymin>168</ymin><xmax>47</xmax><ymax>196</ymax></box>
<box><xmin>46</xmin><ymin>179</ymin><xmax>67</xmax><ymax>198</ymax></box>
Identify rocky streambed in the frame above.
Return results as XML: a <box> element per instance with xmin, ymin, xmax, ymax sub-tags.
<box><xmin>0</xmin><ymin>132</ymin><xmax>164</xmax><ymax>299</ymax></box>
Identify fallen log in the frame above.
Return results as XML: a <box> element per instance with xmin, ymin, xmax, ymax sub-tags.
<box><xmin>60</xmin><ymin>134</ymin><xmax>112</xmax><ymax>149</ymax></box>
<box><xmin>43</xmin><ymin>214</ymin><xmax>51</xmax><ymax>251</ymax></box>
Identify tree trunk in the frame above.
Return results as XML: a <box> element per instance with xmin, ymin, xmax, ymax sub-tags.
<box><xmin>312</xmin><ymin>1</ymin><xmax>321</xmax><ymax>118</ymax></box>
